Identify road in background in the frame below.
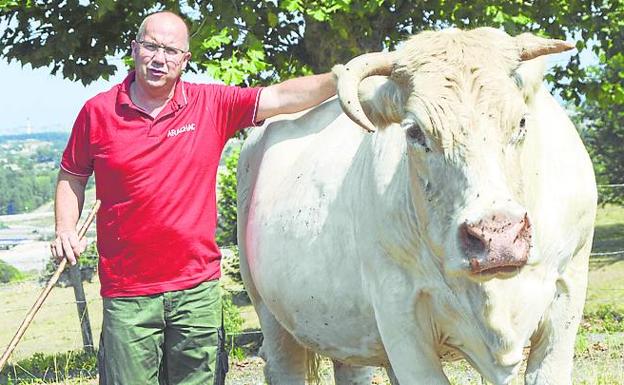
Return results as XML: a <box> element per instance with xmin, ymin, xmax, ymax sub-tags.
<box><xmin>0</xmin><ymin>189</ymin><xmax>97</xmax><ymax>272</ymax></box>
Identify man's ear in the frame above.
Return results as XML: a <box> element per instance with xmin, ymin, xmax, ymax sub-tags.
<box><xmin>182</xmin><ymin>51</ymin><xmax>192</xmax><ymax>70</ymax></box>
<box><xmin>130</xmin><ymin>40</ymin><xmax>139</xmax><ymax>62</ymax></box>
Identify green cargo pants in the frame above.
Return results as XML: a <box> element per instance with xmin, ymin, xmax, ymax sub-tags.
<box><xmin>98</xmin><ymin>280</ymin><xmax>222</xmax><ymax>385</ymax></box>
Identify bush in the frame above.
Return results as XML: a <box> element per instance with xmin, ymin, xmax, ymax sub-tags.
<box><xmin>216</xmin><ymin>146</ymin><xmax>245</xmax><ymax>289</ymax></box>
<box><xmin>40</xmin><ymin>242</ymin><xmax>98</xmax><ymax>287</ymax></box>
<box><xmin>581</xmin><ymin>304</ymin><xmax>624</xmax><ymax>334</ymax></box>
<box><xmin>221</xmin><ymin>247</ymin><xmax>242</xmax><ymax>287</ymax></box>
<box><xmin>223</xmin><ymin>292</ymin><xmax>244</xmax><ymax>334</ymax></box>
<box><xmin>216</xmin><ymin>146</ymin><xmax>240</xmax><ymax>248</ymax></box>
<box><xmin>0</xmin><ymin>259</ymin><xmax>24</xmax><ymax>283</ymax></box>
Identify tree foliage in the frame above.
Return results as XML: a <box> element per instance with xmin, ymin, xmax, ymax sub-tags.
<box><xmin>0</xmin><ymin>137</ymin><xmax>64</xmax><ymax>215</ymax></box>
<box><xmin>0</xmin><ymin>1</ymin><xmax>620</xmax><ymax>92</ymax></box>
<box><xmin>0</xmin><ymin>161</ymin><xmax>57</xmax><ymax>214</ymax></box>
<box><xmin>1</xmin><ymin>1</ymin><xmax>623</xmax><ymax>189</ymax></box>
<box><xmin>583</xmin><ymin>58</ymin><xmax>624</xmax><ymax>203</ymax></box>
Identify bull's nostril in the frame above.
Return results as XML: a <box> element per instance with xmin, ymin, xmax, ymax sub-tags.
<box><xmin>468</xmin><ymin>234</ymin><xmax>485</xmax><ymax>253</ymax></box>
<box><xmin>461</xmin><ymin>225</ymin><xmax>487</xmax><ymax>256</ymax></box>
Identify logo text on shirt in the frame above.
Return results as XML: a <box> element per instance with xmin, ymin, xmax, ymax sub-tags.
<box><xmin>167</xmin><ymin>123</ymin><xmax>196</xmax><ymax>138</ymax></box>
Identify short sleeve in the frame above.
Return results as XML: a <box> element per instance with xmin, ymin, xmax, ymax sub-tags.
<box><xmin>60</xmin><ymin>104</ymin><xmax>93</xmax><ymax>177</ymax></box>
<box><xmin>209</xmin><ymin>85</ymin><xmax>264</xmax><ymax>140</ymax></box>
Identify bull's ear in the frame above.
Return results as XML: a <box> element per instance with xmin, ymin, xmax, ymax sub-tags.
<box><xmin>514</xmin><ymin>58</ymin><xmax>547</xmax><ymax>104</ymax></box>
<box><xmin>357</xmin><ymin>76</ymin><xmax>405</xmax><ymax>129</ymax></box>
<box><xmin>516</xmin><ymin>33</ymin><xmax>575</xmax><ymax>61</ymax></box>
<box><xmin>513</xmin><ymin>34</ymin><xmax>574</xmax><ymax>104</ymax></box>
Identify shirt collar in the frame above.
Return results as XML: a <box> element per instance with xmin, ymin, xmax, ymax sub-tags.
<box><xmin>116</xmin><ymin>71</ymin><xmax>188</xmax><ymax>111</ymax></box>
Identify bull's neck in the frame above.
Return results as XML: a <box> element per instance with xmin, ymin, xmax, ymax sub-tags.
<box><xmin>363</xmin><ymin>127</ymin><xmax>425</xmax><ymax>262</ymax></box>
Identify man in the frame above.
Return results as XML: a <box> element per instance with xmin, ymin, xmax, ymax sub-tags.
<box><xmin>50</xmin><ymin>11</ymin><xmax>336</xmax><ymax>385</ymax></box>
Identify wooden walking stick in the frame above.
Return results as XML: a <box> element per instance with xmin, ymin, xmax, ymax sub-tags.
<box><xmin>0</xmin><ymin>199</ymin><xmax>101</xmax><ymax>372</ymax></box>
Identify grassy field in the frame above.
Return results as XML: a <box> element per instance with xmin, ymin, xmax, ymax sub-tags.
<box><xmin>0</xmin><ymin>204</ymin><xmax>622</xmax><ymax>384</ymax></box>
<box><xmin>586</xmin><ymin>204</ymin><xmax>624</xmax><ymax>314</ymax></box>
<box><xmin>0</xmin><ymin>280</ymin><xmax>103</xmax><ymax>360</ymax></box>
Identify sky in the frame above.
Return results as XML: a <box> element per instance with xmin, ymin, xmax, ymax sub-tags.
<box><xmin>0</xmin><ymin>59</ymin><xmax>124</xmax><ymax>134</ymax></box>
<box><xmin>0</xmin><ymin>58</ymin><xmax>213</xmax><ymax>135</ymax></box>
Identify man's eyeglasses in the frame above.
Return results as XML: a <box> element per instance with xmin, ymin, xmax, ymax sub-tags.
<box><xmin>137</xmin><ymin>40</ymin><xmax>187</xmax><ymax>58</ymax></box>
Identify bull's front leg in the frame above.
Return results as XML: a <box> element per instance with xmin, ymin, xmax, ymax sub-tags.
<box><xmin>332</xmin><ymin>360</ymin><xmax>374</xmax><ymax>385</ymax></box>
<box><xmin>370</xmin><ymin>275</ymin><xmax>450</xmax><ymax>385</ymax></box>
<box><xmin>525</xmin><ymin>243</ymin><xmax>591</xmax><ymax>385</ymax></box>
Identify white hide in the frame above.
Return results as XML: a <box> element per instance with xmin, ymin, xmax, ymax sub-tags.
<box><xmin>237</xmin><ymin>30</ymin><xmax>596</xmax><ymax>385</ymax></box>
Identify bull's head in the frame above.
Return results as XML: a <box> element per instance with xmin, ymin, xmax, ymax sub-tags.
<box><xmin>333</xmin><ymin>28</ymin><xmax>574</xmax><ymax>279</ymax></box>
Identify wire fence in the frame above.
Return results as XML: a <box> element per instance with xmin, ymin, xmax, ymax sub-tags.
<box><xmin>0</xmin><ymin>272</ymin><xmax>267</xmax><ymax>360</ymax></box>
<box><xmin>0</xmin><ymin>276</ymin><xmax>103</xmax><ymax>359</ymax></box>
<box><xmin>591</xmin><ymin>250</ymin><xmax>624</xmax><ymax>257</ymax></box>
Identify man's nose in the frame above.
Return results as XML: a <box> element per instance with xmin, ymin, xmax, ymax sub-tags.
<box><xmin>151</xmin><ymin>48</ymin><xmax>167</xmax><ymax>63</ymax></box>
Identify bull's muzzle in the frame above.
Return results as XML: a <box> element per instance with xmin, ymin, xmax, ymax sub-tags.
<box><xmin>459</xmin><ymin>213</ymin><xmax>532</xmax><ymax>274</ymax></box>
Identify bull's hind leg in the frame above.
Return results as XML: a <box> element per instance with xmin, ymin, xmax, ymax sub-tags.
<box><xmin>332</xmin><ymin>360</ymin><xmax>374</xmax><ymax>385</ymax></box>
<box><xmin>525</xmin><ymin>242</ymin><xmax>591</xmax><ymax>385</ymax></box>
<box><xmin>256</xmin><ymin>304</ymin><xmax>308</xmax><ymax>385</ymax></box>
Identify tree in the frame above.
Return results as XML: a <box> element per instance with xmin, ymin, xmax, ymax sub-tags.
<box><xmin>582</xmin><ymin>58</ymin><xmax>624</xmax><ymax>203</ymax></box>
<box><xmin>2</xmin><ymin>1</ymin><xmax>623</xmax><ymax>191</ymax></box>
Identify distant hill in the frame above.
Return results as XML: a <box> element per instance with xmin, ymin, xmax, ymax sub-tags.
<box><xmin>0</xmin><ymin>132</ymin><xmax>69</xmax><ymax>145</ymax></box>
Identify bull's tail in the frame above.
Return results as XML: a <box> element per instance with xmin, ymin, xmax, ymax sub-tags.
<box><xmin>305</xmin><ymin>349</ymin><xmax>322</xmax><ymax>384</ymax></box>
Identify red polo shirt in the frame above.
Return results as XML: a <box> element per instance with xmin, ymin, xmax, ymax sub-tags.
<box><xmin>61</xmin><ymin>72</ymin><xmax>262</xmax><ymax>298</ymax></box>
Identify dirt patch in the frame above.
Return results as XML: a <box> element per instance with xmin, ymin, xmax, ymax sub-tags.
<box><xmin>0</xmin><ymin>241</ymin><xmax>50</xmax><ymax>271</ymax></box>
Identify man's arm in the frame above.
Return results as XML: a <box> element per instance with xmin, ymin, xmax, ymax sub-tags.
<box><xmin>52</xmin><ymin>169</ymin><xmax>89</xmax><ymax>265</ymax></box>
<box><xmin>256</xmin><ymin>72</ymin><xmax>336</xmax><ymax>122</ymax></box>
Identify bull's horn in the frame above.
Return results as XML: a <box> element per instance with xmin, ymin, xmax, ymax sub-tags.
<box><xmin>332</xmin><ymin>51</ymin><xmax>395</xmax><ymax>133</ymax></box>
<box><xmin>516</xmin><ymin>33</ymin><xmax>575</xmax><ymax>61</ymax></box>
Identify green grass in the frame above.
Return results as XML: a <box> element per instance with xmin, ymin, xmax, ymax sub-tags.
<box><xmin>0</xmin><ymin>350</ymin><xmax>97</xmax><ymax>384</ymax></box>
<box><xmin>592</xmin><ymin>203</ymin><xmax>624</xmax><ymax>256</ymax></box>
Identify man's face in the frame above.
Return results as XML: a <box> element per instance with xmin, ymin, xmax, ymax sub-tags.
<box><xmin>131</xmin><ymin>15</ymin><xmax>191</xmax><ymax>95</ymax></box>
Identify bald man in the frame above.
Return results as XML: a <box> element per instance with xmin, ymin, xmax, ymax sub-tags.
<box><xmin>52</xmin><ymin>11</ymin><xmax>337</xmax><ymax>385</ymax></box>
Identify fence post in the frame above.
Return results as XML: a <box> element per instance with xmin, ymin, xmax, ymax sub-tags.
<box><xmin>68</xmin><ymin>264</ymin><xmax>94</xmax><ymax>353</ymax></box>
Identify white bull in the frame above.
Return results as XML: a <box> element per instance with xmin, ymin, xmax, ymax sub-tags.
<box><xmin>237</xmin><ymin>27</ymin><xmax>597</xmax><ymax>385</ymax></box>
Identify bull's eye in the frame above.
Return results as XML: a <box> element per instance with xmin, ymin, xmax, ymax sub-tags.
<box><xmin>405</xmin><ymin>123</ymin><xmax>429</xmax><ymax>151</ymax></box>
<box><xmin>510</xmin><ymin>114</ymin><xmax>529</xmax><ymax>145</ymax></box>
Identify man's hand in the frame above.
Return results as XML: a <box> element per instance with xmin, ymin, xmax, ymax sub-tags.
<box><xmin>51</xmin><ymin>230</ymin><xmax>87</xmax><ymax>266</ymax></box>
<box><xmin>53</xmin><ymin>169</ymin><xmax>89</xmax><ymax>265</ymax></box>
